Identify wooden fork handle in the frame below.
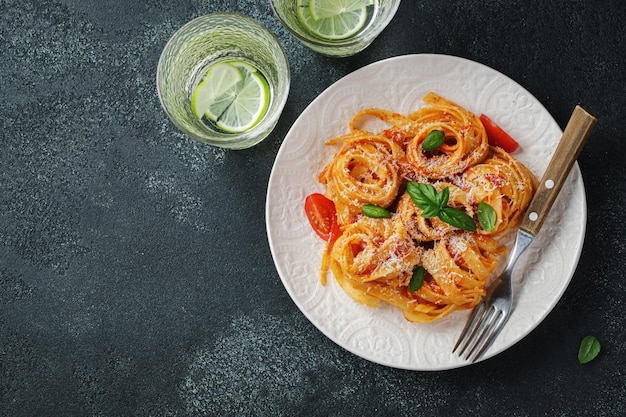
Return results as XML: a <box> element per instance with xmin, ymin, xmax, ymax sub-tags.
<box><xmin>519</xmin><ymin>106</ymin><xmax>597</xmax><ymax>237</ymax></box>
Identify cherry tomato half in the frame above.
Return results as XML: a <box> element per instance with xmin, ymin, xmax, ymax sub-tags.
<box><xmin>304</xmin><ymin>193</ymin><xmax>340</xmax><ymax>243</ymax></box>
<box><xmin>479</xmin><ymin>114</ymin><xmax>520</xmax><ymax>153</ymax></box>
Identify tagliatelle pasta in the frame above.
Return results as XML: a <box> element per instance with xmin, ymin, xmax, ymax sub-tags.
<box><xmin>318</xmin><ymin>133</ymin><xmax>404</xmax><ymax>225</ymax></box>
<box><xmin>461</xmin><ymin>147</ymin><xmax>537</xmax><ymax>235</ymax></box>
<box><xmin>405</xmin><ymin>93</ymin><xmax>490</xmax><ymax>179</ymax></box>
<box><xmin>314</xmin><ymin>92</ymin><xmax>538</xmax><ymax>323</ymax></box>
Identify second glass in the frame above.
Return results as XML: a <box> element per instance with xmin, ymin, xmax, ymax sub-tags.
<box><xmin>270</xmin><ymin>0</ymin><xmax>401</xmax><ymax>57</ymax></box>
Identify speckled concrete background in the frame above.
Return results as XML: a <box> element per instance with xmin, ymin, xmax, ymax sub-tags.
<box><xmin>1</xmin><ymin>0</ymin><xmax>625</xmax><ymax>416</ymax></box>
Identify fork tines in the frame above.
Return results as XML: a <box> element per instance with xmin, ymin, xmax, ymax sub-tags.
<box><xmin>452</xmin><ymin>302</ymin><xmax>510</xmax><ymax>362</ymax></box>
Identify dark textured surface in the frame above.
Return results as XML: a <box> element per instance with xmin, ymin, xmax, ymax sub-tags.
<box><xmin>1</xmin><ymin>0</ymin><xmax>625</xmax><ymax>415</ymax></box>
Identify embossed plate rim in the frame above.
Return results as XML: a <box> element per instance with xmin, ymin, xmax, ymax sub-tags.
<box><xmin>265</xmin><ymin>54</ymin><xmax>586</xmax><ymax>371</ymax></box>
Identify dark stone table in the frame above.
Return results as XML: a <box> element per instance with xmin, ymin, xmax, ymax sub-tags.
<box><xmin>2</xmin><ymin>0</ymin><xmax>625</xmax><ymax>415</ymax></box>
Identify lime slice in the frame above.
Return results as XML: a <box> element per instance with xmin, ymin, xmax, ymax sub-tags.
<box><xmin>309</xmin><ymin>0</ymin><xmax>373</xmax><ymax>20</ymax></box>
<box><xmin>212</xmin><ymin>70</ymin><xmax>270</xmax><ymax>133</ymax></box>
<box><xmin>191</xmin><ymin>62</ymin><xmax>243</xmax><ymax>119</ymax></box>
<box><xmin>227</xmin><ymin>60</ymin><xmax>258</xmax><ymax>76</ymax></box>
<box><xmin>297</xmin><ymin>0</ymin><xmax>369</xmax><ymax>40</ymax></box>
<box><xmin>191</xmin><ymin>60</ymin><xmax>271</xmax><ymax>133</ymax></box>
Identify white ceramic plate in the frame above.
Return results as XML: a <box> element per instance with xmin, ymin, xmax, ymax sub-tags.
<box><xmin>265</xmin><ymin>54</ymin><xmax>585</xmax><ymax>371</ymax></box>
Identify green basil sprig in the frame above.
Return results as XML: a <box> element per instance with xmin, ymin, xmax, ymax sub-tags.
<box><xmin>477</xmin><ymin>201</ymin><xmax>497</xmax><ymax>232</ymax></box>
<box><xmin>422</xmin><ymin>130</ymin><xmax>445</xmax><ymax>151</ymax></box>
<box><xmin>406</xmin><ymin>182</ymin><xmax>448</xmax><ymax>218</ymax></box>
<box><xmin>406</xmin><ymin>182</ymin><xmax>476</xmax><ymax>231</ymax></box>
<box><xmin>361</xmin><ymin>204</ymin><xmax>391</xmax><ymax>218</ymax></box>
<box><xmin>409</xmin><ymin>266</ymin><xmax>425</xmax><ymax>292</ymax></box>
<box><xmin>578</xmin><ymin>335</ymin><xmax>601</xmax><ymax>364</ymax></box>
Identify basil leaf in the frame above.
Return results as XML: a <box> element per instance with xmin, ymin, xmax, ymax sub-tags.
<box><xmin>409</xmin><ymin>266</ymin><xmax>425</xmax><ymax>292</ymax></box>
<box><xmin>422</xmin><ymin>130</ymin><xmax>445</xmax><ymax>151</ymax></box>
<box><xmin>578</xmin><ymin>335</ymin><xmax>601</xmax><ymax>364</ymax></box>
<box><xmin>361</xmin><ymin>204</ymin><xmax>391</xmax><ymax>218</ymax></box>
<box><xmin>437</xmin><ymin>186</ymin><xmax>450</xmax><ymax>210</ymax></box>
<box><xmin>406</xmin><ymin>183</ymin><xmax>477</xmax><ymax>230</ymax></box>
<box><xmin>439</xmin><ymin>207</ymin><xmax>477</xmax><ymax>231</ymax></box>
<box><xmin>420</xmin><ymin>204</ymin><xmax>441</xmax><ymax>219</ymax></box>
<box><xmin>408</xmin><ymin>182</ymin><xmax>438</xmax><ymax>206</ymax></box>
<box><xmin>406</xmin><ymin>182</ymin><xmax>439</xmax><ymax>213</ymax></box>
<box><xmin>477</xmin><ymin>201</ymin><xmax>497</xmax><ymax>232</ymax></box>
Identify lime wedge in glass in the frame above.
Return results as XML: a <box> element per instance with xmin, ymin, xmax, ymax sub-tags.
<box><xmin>297</xmin><ymin>0</ymin><xmax>370</xmax><ymax>40</ymax></box>
<box><xmin>191</xmin><ymin>60</ymin><xmax>271</xmax><ymax>133</ymax></box>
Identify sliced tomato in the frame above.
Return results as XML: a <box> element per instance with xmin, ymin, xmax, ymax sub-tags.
<box><xmin>479</xmin><ymin>114</ymin><xmax>520</xmax><ymax>153</ymax></box>
<box><xmin>304</xmin><ymin>193</ymin><xmax>340</xmax><ymax>243</ymax></box>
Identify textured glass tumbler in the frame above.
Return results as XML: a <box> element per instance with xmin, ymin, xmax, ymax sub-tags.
<box><xmin>157</xmin><ymin>13</ymin><xmax>290</xmax><ymax>150</ymax></box>
<box><xmin>270</xmin><ymin>0</ymin><xmax>400</xmax><ymax>57</ymax></box>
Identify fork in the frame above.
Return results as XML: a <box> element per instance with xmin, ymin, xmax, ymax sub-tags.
<box><xmin>452</xmin><ymin>105</ymin><xmax>597</xmax><ymax>362</ymax></box>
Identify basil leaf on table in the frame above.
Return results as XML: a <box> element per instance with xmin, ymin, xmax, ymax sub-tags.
<box><xmin>578</xmin><ymin>335</ymin><xmax>601</xmax><ymax>364</ymax></box>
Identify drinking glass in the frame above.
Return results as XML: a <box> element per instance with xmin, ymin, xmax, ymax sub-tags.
<box><xmin>157</xmin><ymin>13</ymin><xmax>290</xmax><ymax>150</ymax></box>
<box><xmin>270</xmin><ymin>0</ymin><xmax>401</xmax><ymax>57</ymax></box>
